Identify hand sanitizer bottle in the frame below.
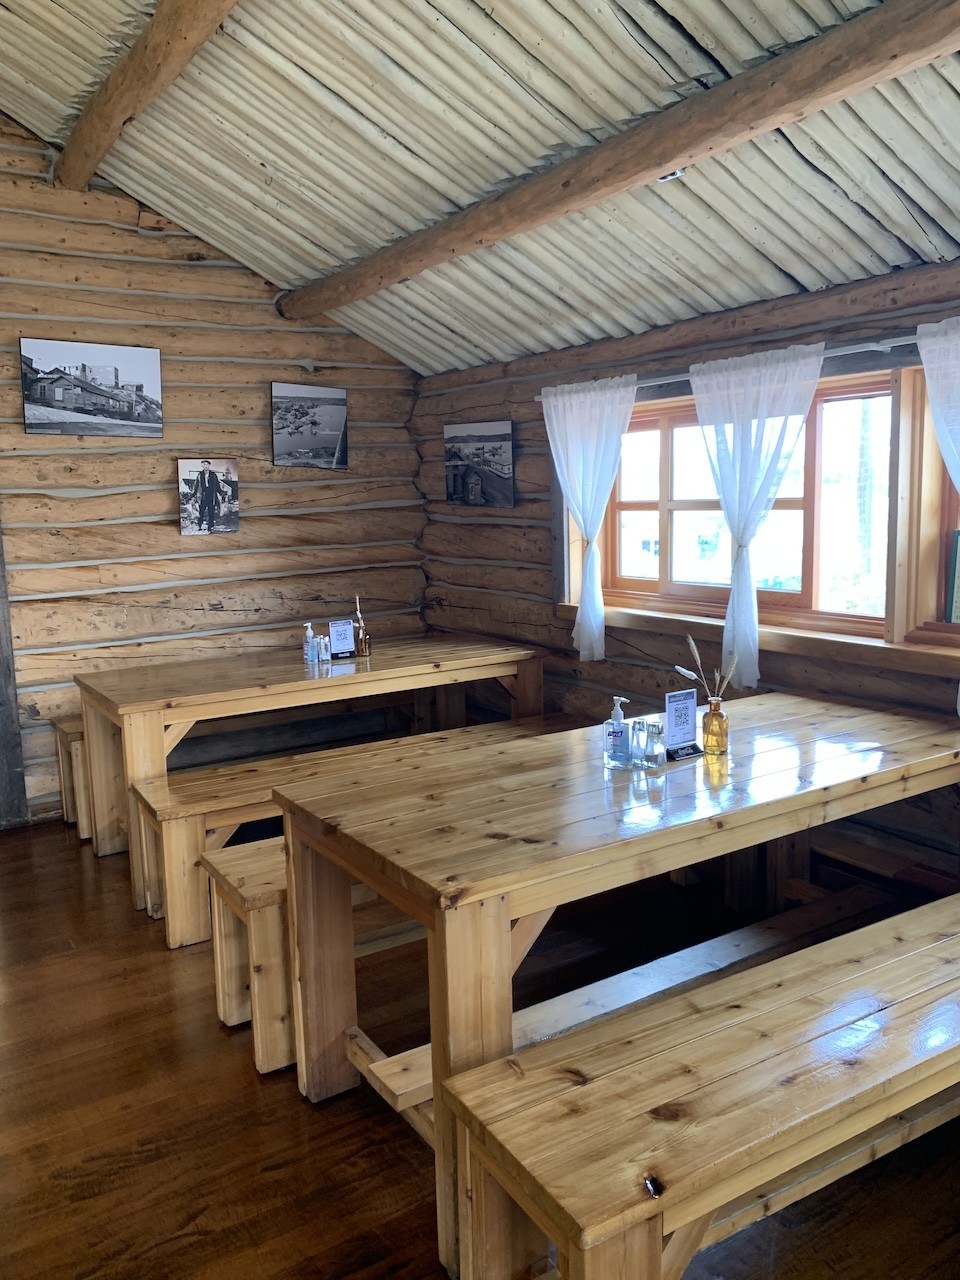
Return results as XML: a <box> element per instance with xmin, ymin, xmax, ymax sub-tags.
<box><xmin>303</xmin><ymin>622</ymin><xmax>319</xmax><ymax>665</ymax></box>
<box><xmin>603</xmin><ymin>696</ymin><xmax>631</xmax><ymax>769</ymax></box>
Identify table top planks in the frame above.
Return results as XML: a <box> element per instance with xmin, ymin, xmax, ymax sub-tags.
<box><xmin>275</xmin><ymin>694</ymin><xmax>960</xmax><ymax>917</ymax></box>
<box><xmin>74</xmin><ymin>634</ymin><xmax>540</xmax><ymax>718</ymax></box>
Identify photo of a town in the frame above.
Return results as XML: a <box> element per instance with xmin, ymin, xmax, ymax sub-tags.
<box><xmin>20</xmin><ymin>337</ymin><xmax>163</xmax><ymax>436</ymax></box>
<box><xmin>271</xmin><ymin>382</ymin><xmax>348</xmax><ymax>468</ymax></box>
<box><xmin>443</xmin><ymin>419</ymin><xmax>515</xmax><ymax>508</ymax></box>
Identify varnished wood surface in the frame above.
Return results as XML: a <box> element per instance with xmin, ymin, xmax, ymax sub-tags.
<box><xmin>278</xmin><ymin>692</ymin><xmax>960</xmax><ymax>1269</ymax></box>
<box><xmin>277</xmin><ymin>693</ymin><xmax>960</xmax><ymax>915</ymax></box>
<box><xmin>136</xmin><ymin>714</ymin><xmax>574</xmax><ymax>822</ymax></box>
<box><xmin>75</xmin><ymin>635</ymin><xmax>539</xmax><ymax>718</ymax></box>
<box><xmin>443</xmin><ymin>893</ymin><xmax>960</xmax><ymax>1244</ymax></box>
<box><xmin>2</xmin><ymin>819</ymin><xmax>960</xmax><ymax>1279</ymax></box>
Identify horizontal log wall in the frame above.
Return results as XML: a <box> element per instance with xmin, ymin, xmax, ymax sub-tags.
<box><xmin>0</xmin><ymin>114</ymin><xmax>425</xmax><ymax>820</ymax></box>
<box><xmin>412</xmin><ymin>330</ymin><xmax>959</xmax><ymax>729</ymax></box>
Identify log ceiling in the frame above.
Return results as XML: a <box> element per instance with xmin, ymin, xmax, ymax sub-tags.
<box><xmin>1</xmin><ymin>0</ymin><xmax>959</xmax><ymax>374</ymax></box>
<box><xmin>278</xmin><ymin>0</ymin><xmax>960</xmax><ymax>322</ymax></box>
<box><xmin>54</xmin><ymin>0</ymin><xmax>240</xmax><ymax>191</ymax></box>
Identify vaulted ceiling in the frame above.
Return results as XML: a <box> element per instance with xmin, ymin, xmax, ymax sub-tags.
<box><xmin>1</xmin><ymin>0</ymin><xmax>959</xmax><ymax>375</ymax></box>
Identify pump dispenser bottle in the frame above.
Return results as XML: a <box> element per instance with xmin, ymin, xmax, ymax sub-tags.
<box><xmin>603</xmin><ymin>696</ymin><xmax>631</xmax><ymax>769</ymax></box>
<box><xmin>303</xmin><ymin>622</ymin><xmax>319</xmax><ymax>665</ymax></box>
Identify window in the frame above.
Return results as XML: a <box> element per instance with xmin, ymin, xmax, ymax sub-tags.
<box><xmin>602</xmin><ymin>373</ymin><xmax>896</xmax><ymax>635</ymax></box>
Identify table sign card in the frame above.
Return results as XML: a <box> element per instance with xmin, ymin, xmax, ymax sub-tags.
<box><xmin>664</xmin><ymin>688</ymin><xmax>702</xmax><ymax>760</ymax></box>
<box><xmin>327</xmin><ymin>618</ymin><xmax>356</xmax><ymax>660</ymax></box>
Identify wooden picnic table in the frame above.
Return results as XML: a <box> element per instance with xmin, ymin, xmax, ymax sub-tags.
<box><xmin>272</xmin><ymin>691</ymin><xmax>960</xmax><ymax>1277</ymax></box>
<box><xmin>74</xmin><ymin>633</ymin><xmax>543</xmax><ymax>882</ymax></box>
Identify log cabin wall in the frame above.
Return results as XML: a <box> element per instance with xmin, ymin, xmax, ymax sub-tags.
<box><xmin>412</xmin><ymin>343</ymin><xmax>958</xmax><ymax>730</ymax></box>
<box><xmin>0</xmin><ymin>114</ymin><xmax>425</xmax><ymax>822</ymax></box>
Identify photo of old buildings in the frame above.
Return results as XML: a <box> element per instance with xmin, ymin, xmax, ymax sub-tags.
<box><xmin>20</xmin><ymin>337</ymin><xmax>163</xmax><ymax>436</ymax></box>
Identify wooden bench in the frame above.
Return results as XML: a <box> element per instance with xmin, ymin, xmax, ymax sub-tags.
<box><xmin>133</xmin><ymin>714</ymin><xmax>579</xmax><ymax>949</ymax></box>
<box><xmin>347</xmin><ymin>881</ymin><xmax>895</xmax><ymax>1130</ymax></box>
<box><xmin>441</xmin><ymin>894</ymin><xmax>960</xmax><ymax>1280</ymax></box>
<box><xmin>199</xmin><ymin>837</ymin><xmax>425</xmax><ymax>1074</ymax></box>
<box><xmin>52</xmin><ymin>714</ymin><xmax>92</xmax><ymax>840</ymax></box>
<box><xmin>810</xmin><ymin>824</ymin><xmax>960</xmax><ymax>897</ymax></box>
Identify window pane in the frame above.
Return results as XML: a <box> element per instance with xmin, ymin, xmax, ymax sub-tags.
<box><xmin>671</xmin><ymin>511</ymin><xmax>730</xmax><ymax>584</ymax></box>
<box><xmin>778</xmin><ymin>424</ymin><xmax>805</xmax><ymax>499</ymax></box>
<box><xmin>672</xmin><ymin>425</ymin><xmax>716</xmax><ymax>499</ymax></box>
<box><xmin>620</xmin><ymin>431</ymin><xmax>660</xmax><ymax>501</ymax></box>
<box><xmin>816</xmin><ymin>396</ymin><xmax>891</xmax><ymax>616</ymax></box>
<box><xmin>624</xmin><ymin>509</ymin><xmax>660</xmax><ymax>581</ymax></box>
<box><xmin>619</xmin><ymin>511</ymin><xmax>660</xmax><ymax>578</ymax></box>
<box><xmin>753</xmin><ymin>510</ymin><xmax>803</xmax><ymax>591</ymax></box>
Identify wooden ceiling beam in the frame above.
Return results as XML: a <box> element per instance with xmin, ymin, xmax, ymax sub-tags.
<box><xmin>279</xmin><ymin>0</ymin><xmax>960</xmax><ymax>321</ymax></box>
<box><xmin>54</xmin><ymin>0</ymin><xmax>239</xmax><ymax>191</ymax></box>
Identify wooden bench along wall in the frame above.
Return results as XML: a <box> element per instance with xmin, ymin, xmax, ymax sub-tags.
<box><xmin>441</xmin><ymin>895</ymin><xmax>960</xmax><ymax>1280</ymax></box>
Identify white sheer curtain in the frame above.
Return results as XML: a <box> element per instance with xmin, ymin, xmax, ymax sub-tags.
<box><xmin>691</xmin><ymin>343</ymin><xmax>824</xmax><ymax>689</ymax></box>
<box><xmin>917</xmin><ymin>316</ymin><xmax>960</xmax><ymax>715</ymax></box>
<box><xmin>542</xmin><ymin>374</ymin><xmax>637</xmax><ymax>661</ymax></box>
<box><xmin>918</xmin><ymin>316</ymin><xmax>960</xmax><ymax>490</ymax></box>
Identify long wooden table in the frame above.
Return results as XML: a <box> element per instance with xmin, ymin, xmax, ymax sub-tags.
<box><xmin>75</xmin><ymin>634</ymin><xmax>542</xmax><ymax>894</ymax></box>
<box><xmin>273</xmin><ymin>692</ymin><xmax>960</xmax><ymax>1277</ymax></box>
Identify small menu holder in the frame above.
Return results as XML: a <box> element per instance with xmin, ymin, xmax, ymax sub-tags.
<box><xmin>327</xmin><ymin>617</ymin><xmax>357</xmax><ymax>660</ymax></box>
<box><xmin>664</xmin><ymin>688</ymin><xmax>703</xmax><ymax>762</ymax></box>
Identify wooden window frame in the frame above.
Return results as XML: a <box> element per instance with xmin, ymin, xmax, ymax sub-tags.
<box><xmin>600</xmin><ymin>371</ymin><xmax>908</xmax><ymax>638</ymax></box>
<box><xmin>559</xmin><ymin>365</ymin><xmax>957</xmax><ymax>652</ymax></box>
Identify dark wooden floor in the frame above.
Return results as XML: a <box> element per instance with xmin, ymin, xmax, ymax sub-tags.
<box><xmin>2</xmin><ymin>821</ymin><xmax>959</xmax><ymax>1279</ymax></box>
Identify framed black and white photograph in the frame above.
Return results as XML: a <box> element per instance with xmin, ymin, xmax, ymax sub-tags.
<box><xmin>271</xmin><ymin>382</ymin><xmax>348</xmax><ymax>469</ymax></box>
<box><xmin>20</xmin><ymin>337</ymin><xmax>163</xmax><ymax>437</ymax></box>
<box><xmin>177</xmin><ymin>458</ymin><xmax>239</xmax><ymax>536</ymax></box>
<box><xmin>443</xmin><ymin>420</ymin><xmax>514</xmax><ymax>508</ymax></box>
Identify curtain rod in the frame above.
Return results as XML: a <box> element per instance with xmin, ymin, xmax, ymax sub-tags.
<box><xmin>532</xmin><ymin>332</ymin><xmax>922</xmax><ymax>402</ymax></box>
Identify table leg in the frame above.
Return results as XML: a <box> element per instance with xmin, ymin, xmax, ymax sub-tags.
<box><xmin>285</xmin><ymin>816</ymin><xmax>359</xmax><ymax>1102</ymax></box>
<box><xmin>514</xmin><ymin>656</ymin><xmax>543</xmax><ymax>718</ymax></box>
<box><xmin>430</xmin><ymin>894</ymin><xmax>514</xmax><ymax>1276</ymax></box>
<box><xmin>121</xmin><ymin>710</ymin><xmax>166</xmax><ymax>911</ymax></box>
<box><xmin>436</xmin><ymin>683</ymin><xmax>467</xmax><ymax>730</ymax></box>
<box><xmin>80</xmin><ymin>700</ymin><xmax>125</xmax><ymax>856</ymax></box>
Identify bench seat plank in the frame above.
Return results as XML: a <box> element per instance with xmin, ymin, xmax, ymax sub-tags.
<box><xmin>442</xmin><ymin>895</ymin><xmax>960</xmax><ymax>1269</ymax></box>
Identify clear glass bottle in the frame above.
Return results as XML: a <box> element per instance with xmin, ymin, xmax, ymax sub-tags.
<box><xmin>630</xmin><ymin>719</ymin><xmax>647</xmax><ymax>766</ymax></box>
<box><xmin>702</xmin><ymin>697</ymin><xmax>729</xmax><ymax>755</ymax></box>
<box><xmin>642</xmin><ymin>721</ymin><xmax>667</xmax><ymax>771</ymax></box>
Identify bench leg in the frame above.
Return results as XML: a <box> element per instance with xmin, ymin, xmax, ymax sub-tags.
<box><xmin>138</xmin><ymin>811</ymin><xmax>164</xmax><ymax>920</ymax></box>
<box><xmin>162</xmin><ymin>815</ymin><xmax>211</xmax><ymax>949</ymax></box>
<box><xmin>248</xmin><ymin>901</ymin><xmax>295</xmax><ymax>1073</ymax></box>
<box><xmin>459</xmin><ymin>1126</ymin><xmax>548</xmax><ymax>1280</ymax></box>
<box><xmin>211</xmin><ymin>890</ymin><xmax>251</xmax><ymax>1026</ymax></box>
<box><xmin>563</xmin><ymin>1221</ymin><xmax>662</xmax><ymax>1280</ymax></box>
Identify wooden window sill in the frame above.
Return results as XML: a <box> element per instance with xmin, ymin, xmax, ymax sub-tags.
<box><xmin>555</xmin><ymin>603</ymin><xmax>960</xmax><ymax>679</ymax></box>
